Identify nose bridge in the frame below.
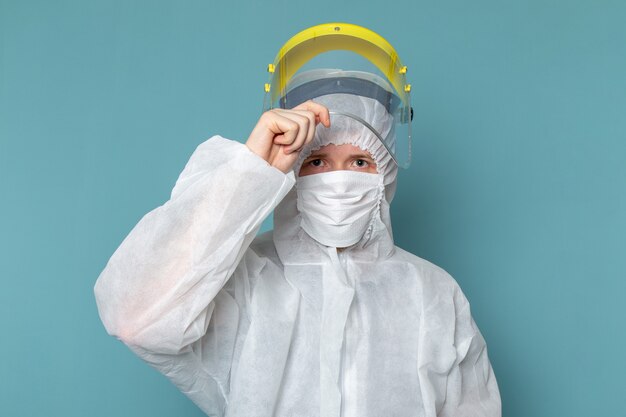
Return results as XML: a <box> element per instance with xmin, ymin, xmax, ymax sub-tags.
<box><xmin>330</xmin><ymin>163</ymin><xmax>354</xmax><ymax>172</ymax></box>
<box><xmin>326</xmin><ymin>155</ymin><xmax>355</xmax><ymax>173</ymax></box>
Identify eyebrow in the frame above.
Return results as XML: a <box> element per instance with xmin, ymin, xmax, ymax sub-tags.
<box><xmin>350</xmin><ymin>154</ymin><xmax>375</xmax><ymax>160</ymax></box>
<box><xmin>305</xmin><ymin>153</ymin><xmax>328</xmax><ymax>159</ymax></box>
<box><xmin>305</xmin><ymin>153</ymin><xmax>375</xmax><ymax>160</ymax></box>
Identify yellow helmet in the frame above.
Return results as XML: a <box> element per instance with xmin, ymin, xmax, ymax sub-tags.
<box><xmin>263</xmin><ymin>23</ymin><xmax>413</xmax><ymax>168</ymax></box>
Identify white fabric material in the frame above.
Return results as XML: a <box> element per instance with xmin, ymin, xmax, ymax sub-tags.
<box><xmin>95</xmin><ymin>95</ymin><xmax>501</xmax><ymax>417</ymax></box>
<box><xmin>295</xmin><ymin>93</ymin><xmax>397</xmax><ymax>185</ymax></box>
<box><xmin>297</xmin><ymin>170</ymin><xmax>382</xmax><ymax>248</ymax></box>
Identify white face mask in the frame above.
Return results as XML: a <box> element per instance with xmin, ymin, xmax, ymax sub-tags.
<box><xmin>296</xmin><ymin>170</ymin><xmax>382</xmax><ymax>248</ymax></box>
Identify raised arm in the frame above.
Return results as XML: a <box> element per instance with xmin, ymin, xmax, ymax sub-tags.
<box><xmin>94</xmin><ymin>136</ymin><xmax>294</xmax><ymax>354</ymax></box>
<box><xmin>94</xmin><ymin>101</ymin><xmax>329</xmax><ymax>355</ymax></box>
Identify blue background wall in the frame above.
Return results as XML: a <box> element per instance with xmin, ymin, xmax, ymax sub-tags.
<box><xmin>1</xmin><ymin>0</ymin><xmax>624</xmax><ymax>416</ymax></box>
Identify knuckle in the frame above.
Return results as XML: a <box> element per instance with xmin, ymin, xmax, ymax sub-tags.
<box><xmin>261</xmin><ymin>110</ymin><xmax>275</xmax><ymax>121</ymax></box>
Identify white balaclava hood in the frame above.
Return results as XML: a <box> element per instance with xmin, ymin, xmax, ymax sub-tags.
<box><xmin>273</xmin><ymin>93</ymin><xmax>399</xmax><ymax>261</ymax></box>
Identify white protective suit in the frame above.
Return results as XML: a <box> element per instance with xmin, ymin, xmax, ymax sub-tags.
<box><xmin>94</xmin><ymin>93</ymin><xmax>501</xmax><ymax>417</ymax></box>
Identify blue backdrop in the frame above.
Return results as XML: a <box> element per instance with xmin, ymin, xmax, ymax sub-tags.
<box><xmin>1</xmin><ymin>1</ymin><xmax>624</xmax><ymax>416</ymax></box>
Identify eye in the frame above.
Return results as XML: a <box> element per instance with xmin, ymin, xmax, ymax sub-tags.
<box><xmin>353</xmin><ymin>159</ymin><xmax>369</xmax><ymax>168</ymax></box>
<box><xmin>309</xmin><ymin>159</ymin><xmax>324</xmax><ymax>167</ymax></box>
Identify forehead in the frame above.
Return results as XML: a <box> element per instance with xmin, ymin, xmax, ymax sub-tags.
<box><xmin>308</xmin><ymin>143</ymin><xmax>372</xmax><ymax>158</ymax></box>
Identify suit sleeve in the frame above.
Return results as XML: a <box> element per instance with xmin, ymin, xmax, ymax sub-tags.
<box><xmin>418</xmin><ymin>275</ymin><xmax>502</xmax><ymax>417</ymax></box>
<box><xmin>94</xmin><ymin>135</ymin><xmax>294</xmax><ymax>355</ymax></box>
<box><xmin>439</xmin><ymin>287</ymin><xmax>502</xmax><ymax>417</ymax></box>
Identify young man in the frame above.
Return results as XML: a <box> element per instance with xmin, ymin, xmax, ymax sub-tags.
<box><xmin>95</xmin><ymin>24</ymin><xmax>501</xmax><ymax>417</ymax></box>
